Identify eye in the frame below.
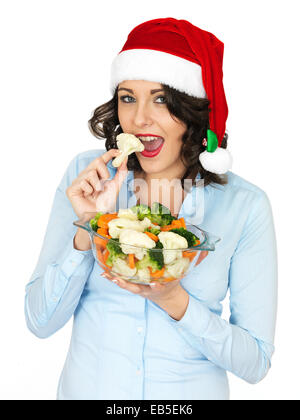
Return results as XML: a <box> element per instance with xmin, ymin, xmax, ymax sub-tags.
<box><xmin>120</xmin><ymin>95</ymin><xmax>135</xmax><ymax>103</ymax></box>
<box><xmin>155</xmin><ymin>95</ymin><xmax>166</xmax><ymax>104</ymax></box>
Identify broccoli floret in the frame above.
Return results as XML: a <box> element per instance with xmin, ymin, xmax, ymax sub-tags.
<box><xmin>150</xmin><ymin>213</ymin><xmax>176</xmax><ymax>226</ymax></box>
<box><xmin>169</xmin><ymin>228</ymin><xmax>199</xmax><ymax>247</ymax></box>
<box><xmin>154</xmin><ymin>240</ymin><xmax>163</xmax><ymax>249</ymax></box>
<box><xmin>145</xmin><ymin>226</ymin><xmax>161</xmax><ymax>236</ymax></box>
<box><xmin>151</xmin><ymin>202</ymin><xmax>170</xmax><ymax>216</ymax></box>
<box><xmin>90</xmin><ymin>212</ymin><xmax>104</xmax><ymax>232</ymax></box>
<box><xmin>136</xmin><ymin>246</ymin><xmax>164</xmax><ymax>272</ymax></box>
<box><xmin>130</xmin><ymin>204</ymin><xmax>151</xmax><ymax>220</ymax></box>
<box><xmin>106</xmin><ymin>238</ymin><xmax>126</xmax><ymax>267</ymax></box>
<box><xmin>148</xmin><ymin>202</ymin><xmax>177</xmax><ymax>226</ymax></box>
<box><xmin>149</xmin><ymin>240</ymin><xmax>164</xmax><ymax>269</ymax></box>
<box><xmin>160</xmin><ymin>214</ymin><xmax>177</xmax><ymax>226</ymax></box>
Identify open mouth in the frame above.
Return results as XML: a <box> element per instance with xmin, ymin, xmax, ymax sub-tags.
<box><xmin>138</xmin><ymin>136</ymin><xmax>164</xmax><ymax>152</ymax></box>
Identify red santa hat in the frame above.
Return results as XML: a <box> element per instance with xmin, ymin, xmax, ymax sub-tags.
<box><xmin>110</xmin><ymin>17</ymin><xmax>232</xmax><ymax>174</ymax></box>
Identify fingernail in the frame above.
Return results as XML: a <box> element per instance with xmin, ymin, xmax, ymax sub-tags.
<box><xmin>112</xmin><ymin>279</ymin><xmax>118</xmax><ymax>284</ymax></box>
<box><xmin>150</xmin><ymin>282</ymin><xmax>157</xmax><ymax>287</ymax></box>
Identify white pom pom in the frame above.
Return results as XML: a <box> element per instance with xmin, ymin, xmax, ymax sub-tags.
<box><xmin>199</xmin><ymin>148</ymin><xmax>233</xmax><ymax>174</ymax></box>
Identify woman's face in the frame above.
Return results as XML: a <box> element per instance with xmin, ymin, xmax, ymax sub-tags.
<box><xmin>117</xmin><ymin>80</ymin><xmax>187</xmax><ymax>179</ymax></box>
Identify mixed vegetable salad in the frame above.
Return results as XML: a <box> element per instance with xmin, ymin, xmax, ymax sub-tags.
<box><xmin>90</xmin><ymin>202</ymin><xmax>201</xmax><ymax>282</ymax></box>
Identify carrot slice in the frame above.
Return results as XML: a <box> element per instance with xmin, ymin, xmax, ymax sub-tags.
<box><xmin>97</xmin><ymin>249</ymin><xmax>111</xmax><ymax>269</ymax></box>
<box><xmin>97</xmin><ymin>228</ymin><xmax>111</xmax><ymax>239</ymax></box>
<box><xmin>179</xmin><ymin>217</ymin><xmax>186</xmax><ymax>229</ymax></box>
<box><xmin>97</xmin><ymin>220</ymin><xmax>109</xmax><ymax>229</ymax></box>
<box><xmin>103</xmin><ymin>249</ymin><xmax>110</xmax><ymax>262</ymax></box>
<box><xmin>182</xmin><ymin>250</ymin><xmax>197</xmax><ymax>260</ymax></box>
<box><xmin>103</xmin><ymin>250</ymin><xmax>113</xmax><ymax>267</ymax></box>
<box><xmin>97</xmin><ymin>227</ymin><xmax>108</xmax><ymax>234</ymax></box>
<box><xmin>160</xmin><ymin>219</ymin><xmax>182</xmax><ymax>231</ymax></box>
<box><xmin>97</xmin><ymin>213</ymin><xmax>118</xmax><ymax>228</ymax></box>
<box><xmin>99</xmin><ymin>212</ymin><xmax>118</xmax><ymax>221</ymax></box>
<box><xmin>149</xmin><ymin>266</ymin><xmax>165</xmax><ymax>278</ymax></box>
<box><xmin>171</xmin><ymin>219</ymin><xmax>182</xmax><ymax>229</ymax></box>
<box><xmin>194</xmin><ymin>239</ymin><xmax>201</xmax><ymax>246</ymax></box>
<box><xmin>162</xmin><ymin>276</ymin><xmax>176</xmax><ymax>283</ymax></box>
<box><xmin>145</xmin><ymin>231</ymin><xmax>159</xmax><ymax>242</ymax></box>
<box><xmin>94</xmin><ymin>236</ymin><xmax>109</xmax><ymax>248</ymax></box>
<box><xmin>128</xmin><ymin>253</ymin><xmax>135</xmax><ymax>269</ymax></box>
<box><xmin>160</xmin><ymin>224</ymin><xmax>175</xmax><ymax>232</ymax></box>
<box><xmin>97</xmin><ymin>249</ymin><xmax>104</xmax><ymax>262</ymax></box>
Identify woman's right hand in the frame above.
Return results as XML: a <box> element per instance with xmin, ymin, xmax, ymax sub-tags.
<box><xmin>66</xmin><ymin>149</ymin><xmax>128</xmax><ymax>219</ymax></box>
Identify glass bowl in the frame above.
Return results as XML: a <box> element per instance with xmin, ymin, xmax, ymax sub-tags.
<box><xmin>73</xmin><ymin>212</ymin><xmax>221</xmax><ymax>285</ymax></box>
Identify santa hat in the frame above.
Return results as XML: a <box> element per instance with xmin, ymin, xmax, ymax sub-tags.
<box><xmin>110</xmin><ymin>17</ymin><xmax>232</xmax><ymax>175</ymax></box>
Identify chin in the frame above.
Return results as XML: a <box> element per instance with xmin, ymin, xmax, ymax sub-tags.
<box><xmin>138</xmin><ymin>159</ymin><xmax>165</xmax><ymax>174</ymax></box>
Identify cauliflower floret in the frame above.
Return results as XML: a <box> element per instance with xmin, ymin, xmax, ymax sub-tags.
<box><xmin>140</xmin><ymin>217</ymin><xmax>161</xmax><ymax>231</ymax></box>
<box><xmin>163</xmin><ymin>250</ymin><xmax>182</xmax><ymax>265</ymax></box>
<box><xmin>136</xmin><ymin>268</ymin><xmax>151</xmax><ymax>283</ymax></box>
<box><xmin>112</xmin><ymin>133</ymin><xmax>144</xmax><ymax>168</ymax></box>
<box><xmin>158</xmin><ymin>231</ymin><xmax>188</xmax><ymax>264</ymax></box>
<box><xmin>119</xmin><ymin>228</ymin><xmax>156</xmax><ymax>260</ymax></box>
<box><xmin>158</xmin><ymin>231</ymin><xmax>188</xmax><ymax>249</ymax></box>
<box><xmin>111</xmin><ymin>257</ymin><xmax>137</xmax><ymax>277</ymax></box>
<box><xmin>164</xmin><ymin>257</ymin><xmax>190</xmax><ymax>278</ymax></box>
<box><xmin>107</xmin><ymin>217</ymin><xmax>145</xmax><ymax>238</ymax></box>
<box><xmin>158</xmin><ymin>232</ymin><xmax>188</xmax><ymax>264</ymax></box>
<box><xmin>117</xmin><ymin>208</ymin><xmax>138</xmax><ymax>221</ymax></box>
<box><xmin>140</xmin><ymin>217</ymin><xmax>152</xmax><ymax>229</ymax></box>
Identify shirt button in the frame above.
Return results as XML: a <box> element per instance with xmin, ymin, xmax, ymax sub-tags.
<box><xmin>137</xmin><ymin>327</ymin><xmax>143</xmax><ymax>334</ymax></box>
<box><xmin>71</xmin><ymin>260</ymin><xmax>77</xmax><ymax>267</ymax></box>
<box><xmin>136</xmin><ymin>368</ymin><xmax>142</xmax><ymax>375</ymax></box>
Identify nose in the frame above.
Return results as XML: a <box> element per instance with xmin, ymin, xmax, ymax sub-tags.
<box><xmin>133</xmin><ymin>102</ymin><xmax>153</xmax><ymax>128</ymax></box>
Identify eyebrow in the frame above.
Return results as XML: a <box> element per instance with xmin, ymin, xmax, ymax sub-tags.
<box><xmin>117</xmin><ymin>87</ymin><xmax>164</xmax><ymax>94</ymax></box>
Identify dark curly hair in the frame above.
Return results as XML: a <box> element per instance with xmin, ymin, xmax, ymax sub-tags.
<box><xmin>88</xmin><ymin>84</ymin><xmax>228</xmax><ymax>190</ymax></box>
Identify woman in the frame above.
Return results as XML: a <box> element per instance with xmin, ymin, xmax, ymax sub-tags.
<box><xmin>25</xmin><ymin>18</ymin><xmax>277</xmax><ymax>400</ymax></box>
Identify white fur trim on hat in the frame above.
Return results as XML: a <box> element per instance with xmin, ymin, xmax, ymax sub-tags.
<box><xmin>110</xmin><ymin>49</ymin><xmax>207</xmax><ymax>98</ymax></box>
<box><xmin>199</xmin><ymin>148</ymin><xmax>233</xmax><ymax>174</ymax></box>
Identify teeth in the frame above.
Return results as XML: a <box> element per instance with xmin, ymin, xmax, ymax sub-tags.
<box><xmin>138</xmin><ymin>136</ymin><xmax>163</xmax><ymax>142</ymax></box>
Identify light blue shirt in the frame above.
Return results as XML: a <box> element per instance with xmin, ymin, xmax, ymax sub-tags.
<box><xmin>24</xmin><ymin>148</ymin><xmax>278</xmax><ymax>400</ymax></box>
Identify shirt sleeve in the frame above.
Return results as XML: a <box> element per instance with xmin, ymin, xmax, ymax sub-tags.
<box><xmin>167</xmin><ymin>191</ymin><xmax>278</xmax><ymax>384</ymax></box>
<box><xmin>24</xmin><ymin>154</ymin><xmax>97</xmax><ymax>338</ymax></box>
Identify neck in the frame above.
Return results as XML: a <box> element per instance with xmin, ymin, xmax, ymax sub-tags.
<box><xmin>134</xmin><ymin>161</ymin><xmax>189</xmax><ymax>217</ymax></box>
<box><xmin>137</xmin><ymin>160</ymin><xmax>187</xmax><ymax>184</ymax></box>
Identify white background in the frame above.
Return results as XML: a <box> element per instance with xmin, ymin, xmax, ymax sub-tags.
<box><xmin>0</xmin><ymin>0</ymin><xmax>299</xmax><ymax>400</ymax></box>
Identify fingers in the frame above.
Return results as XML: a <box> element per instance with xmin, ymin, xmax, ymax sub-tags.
<box><xmin>71</xmin><ymin>170</ymin><xmax>101</xmax><ymax>198</ymax></box>
<box><xmin>118</xmin><ymin>280</ymin><xmax>142</xmax><ymax>294</ymax></box>
<box><xmin>102</xmin><ymin>272</ymin><xmax>164</xmax><ymax>296</ymax></box>
<box><xmin>95</xmin><ymin>151</ymin><xmax>117</xmax><ymax>181</ymax></box>
<box><xmin>195</xmin><ymin>250</ymin><xmax>208</xmax><ymax>266</ymax></box>
<box><xmin>69</xmin><ymin>178</ymin><xmax>93</xmax><ymax>197</ymax></box>
<box><xmin>112</xmin><ymin>155</ymin><xmax>128</xmax><ymax>191</ymax></box>
<box><xmin>79</xmin><ymin>179</ymin><xmax>94</xmax><ymax>197</ymax></box>
<box><xmin>87</xmin><ymin>149</ymin><xmax>121</xmax><ymax>172</ymax></box>
<box><xmin>85</xmin><ymin>169</ymin><xmax>102</xmax><ymax>192</ymax></box>
<box><xmin>101</xmin><ymin>149</ymin><xmax>122</xmax><ymax>165</ymax></box>
<box><xmin>93</xmin><ymin>150</ymin><xmax>127</xmax><ymax>191</ymax></box>
<box><xmin>102</xmin><ymin>272</ymin><xmax>141</xmax><ymax>291</ymax></box>
<box><xmin>78</xmin><ymin>149</ymin><xmax>120</xmax><ymax>179</ymax></box>
<box><xmin>75</xmin><ymin>149</ymin><xmax>122</xmax><ymax>197</ymax></box>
